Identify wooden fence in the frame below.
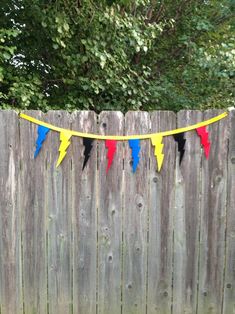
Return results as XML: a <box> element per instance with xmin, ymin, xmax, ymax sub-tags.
<box><xmin>0</xmin><ymin>109</ymin><xmax>234</xmax><ymax>314</ymax></box>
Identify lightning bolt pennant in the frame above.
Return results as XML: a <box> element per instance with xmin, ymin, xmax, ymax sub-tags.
<box><xmin>105</xmin><ymin>140</ymin><xmax>117</xmax><ymax>173</ymax></box>
<box><xmin>34</xmin><ymin>125</ymin><xmax>50</xmax><ymax>158</ymax></box>
<box><xmin>196</xmin><ymin>126</ymin><xmax>210</xmax><ymax>159</ymax></box>
<box><xmin>151</xmin><ymin>135</ymin><xmax>164</xmax><ymax>172</ymax></box>
<box><xmin>128</xmin><ymin>139</ymin><xmax>141</xmax><ymax>173</ymax></box>
<box><xmin>173</xmin><ymin>132</ymin><xmax>186</xmax><ymax>165</ymax></box>
<box><xmin>82</xmin><ymin>138</ymin><xmax>94</xmax><ymax>170</ymax></box>
<box><xmin>56</xmin><ymin>131</ymin><xmax>72</xmax><ymax>167</ymax></box>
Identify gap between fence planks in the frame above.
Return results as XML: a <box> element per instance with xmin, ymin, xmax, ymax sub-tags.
<box><xmin>0</xmin><ymin>109</ymin><xmax>233</xmax><ymax>314</ymax></box>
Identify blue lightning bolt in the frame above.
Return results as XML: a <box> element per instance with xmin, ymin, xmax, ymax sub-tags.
<box><xmin>34</xmin><ymin>125</ymin><xmax>50</xmax><ymax>158</ymax></box>
<box><xmin>128</xmin><ymin>139</ymin><xmax>141</xmax><ymax>173</ymax></box>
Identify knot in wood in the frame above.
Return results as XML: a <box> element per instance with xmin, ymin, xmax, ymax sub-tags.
<box><xmin>215</xmin><ymin>175</ymin><xmax>222</xmax><ymax>184</ymax></box>
<box><xmin>127</xmin><ymin>283</ymin><xmax>132</xmax><ymax>289</ymax></box>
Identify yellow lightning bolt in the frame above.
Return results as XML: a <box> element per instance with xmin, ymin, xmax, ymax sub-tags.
<box><xmin>56</xmin><ymin>131</ymin><xmax>72</xmax><ymax>167</ymax></box>
<box><xmin>151</xmin><ymin>135</ymin><xmax>164</xmax><ymax>172</ymax></box>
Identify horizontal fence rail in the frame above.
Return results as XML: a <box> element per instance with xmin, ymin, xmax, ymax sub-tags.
<box><xmin>0</xmin><ymin>110</ymin><xmax>234</xmax><ymax>314</ymax></box>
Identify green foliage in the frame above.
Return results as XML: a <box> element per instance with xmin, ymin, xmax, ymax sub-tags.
<box><xmin>0</xmin><ymin>0</ymin><xmax>234</xmax><ymax>112</ymax></box>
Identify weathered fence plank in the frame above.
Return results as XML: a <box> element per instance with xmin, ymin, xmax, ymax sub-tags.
<box><xmin>71</xmin><ymin>111</ymin><xmax>97</xmax><ymax>314</ymax></box>
<box><xmin>122</xmin><ymin>111</ymin><xmax>150</xmax><ymax>314</ymax></box>
<box><xmin>173</xmin><ymin>111</ymin><xmax>203</xmax><ymax>314</ymax></box>
<box><xmin>222</xmin><ymin>109</ymin><xmax>235</xmax><ymax>314</ymax></box>
<box><xmin>198</xmin><ymin>110</ymin><xmax>228</xmax><ymax>314</ymax></box>
<box><xmin>148</xmin><ymin>111</ymin><xmax>176</xmax><ymax>314</ymax></box>
<box><xmin>46</xmin><ymin>111</ymin><xmax>72</xmax><ymax>314</ymax></box>
<box><xmin>19</xmin><ymin>110</ymin><xmax>47</xmax><ymax>314</ymax></box>
<box><xmin>98</xmin><ymin>111</ymin><xmax>124</xmax><ymax>314</ymax></box>
<box><xmin>0</xmin><ymin>111</ymin><xmax>22</xmax><ymax>314</ymax></box>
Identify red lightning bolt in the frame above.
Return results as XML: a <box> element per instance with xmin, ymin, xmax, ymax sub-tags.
<box><xmin>105</xmin><ymin>140</ymin><xmax>117</xmax><ymax>173</ymax></box>
<box><xmin>196</xmin><ymin>126</ymin><xmax>210</xmax><ymax>159</ymax></box>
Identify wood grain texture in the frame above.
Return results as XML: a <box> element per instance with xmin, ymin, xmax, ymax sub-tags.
<box><xmin>46</xmin><ymin>111</ymin><xmax>72</xmax><ymax>314</ymax></box>
<box><xmin>98</xmin><ymin>112</ymin><xmax>124</xmax><ymax>314</ymax></box>
<box><xmin>0</xmin><ymin>109</ymin><xmax>232</xmax><ymax>314</ymax></box>
<box><xmin>0</xmin><ymin>110</ymin><xmax>22</xmax><ymax>314</ymax></box>
<box><xmin>19</xmin><ymin>110</ymin><xmax>47</xmax><ymax>314</ymax></box>
<box><xmin>197</xmin><ymin>110</ymin><xmax>229</xmax><ymax>314</ymax></box>
<box><xmin>71</xmin><ymin>111</ymin><xmax>97</xmax><ymax>314</ymax></box>
<box><xmin>172</xmin><ymin>111</ymin><xmax>203</xmax><ymax>314</ymax></box>
<box><xmin>222</xmin><ymin>109</ymin><xmax>235</xmax><ymax>314</ymax></box>
<box><xmin>122</xmin><ymin>111</ymin><xmax>150</xmax><ymax>314</ymax></box>
<box><xmin>148</xmin><ymin>111</ymin><xmax>176</xmax><ymax>314</ymax></box>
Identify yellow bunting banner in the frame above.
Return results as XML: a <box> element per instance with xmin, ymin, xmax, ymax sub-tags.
<box><xmin>19</xmin><ymin>109</ymin><xmax>231</xmax><ymax>171</ymax></box>
<box><xmin>19</xmin><ymin>111</ymin><xmax>228</xmax><ymax>140</ymax></box>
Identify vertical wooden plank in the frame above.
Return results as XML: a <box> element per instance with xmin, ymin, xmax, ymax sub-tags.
<box><xmin>223</xmin><ymin>109</ymin><xmax>235</xmax><ymax>314</ymax></box>
<box><xmin>19</xmin><ymin>110</ymin><xmax>47</xmax><ymax>314</ymax></box>
<box><xmin>97</xmin><ymin>112</ymin><xmax>124</xmax><ymax>314</ymax></box>
<box><xmin>172</xmin><ymin>110</ymin><xmax>203</xmax><ymax>314</ymax></box>
<box><xmin>46</xmin><ymin>111</ymin><xmax>72</xmax><ymax>314</ymax></box>
<box><xmin>0</xmin><ymin>110</ymin><xmax>23</xmax><ymax>314</ymax></box>
<box><xmin>123</xmin><ymin>111</ymin><xmax>150</xmax><ymax>314</ymax></box>
<box><xmin>148</xmin><ymin>111</ymin><xmax>176</xmax><ymax>314</ymax></box>
<box><xmin>198</xmin><ymin>110</ymin><xmax>228</xmax><ymax>314</ymax></box>
<box><xmin>71</xmin><ymin>111</ymin><xmax>97</xmax><ymax>314</ymax></box>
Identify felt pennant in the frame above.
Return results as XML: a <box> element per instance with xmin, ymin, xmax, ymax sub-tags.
<box><xmin>151</xmin><ymin>135</ymin><xmax>164</xmax><ymax>171</ymax></box>
<box><xmin>56</xmin><ymin>131</ymin><xmax>72</xmax><ymax>167</ymax></box>
<box><xmin>128</xmin><ymin>139</ymin><xmax>141</xmax><ymax>172</ymax></box>
<box><xmin>173</xmin><ymin>132</ymin><xmax>186</xmax><ymax>164</ymax></box>
<box><xmin>82</xmin><ymin>138</ymin><xmax>94</xmax><ymax>170</ymax></box>
<box><xmin>105</xmin><ymin>140</ymin><xmax>117</xmax><ymax>173</ymax></box>
<box><xmin>34</xmin><ymin>125</ymin><xmax>50</xmax><ymax>158</ymax></box>
<box><xmin>196</xmin><ymin>126</ymin><xmax>210</xmax><ymax>159</ymax></box>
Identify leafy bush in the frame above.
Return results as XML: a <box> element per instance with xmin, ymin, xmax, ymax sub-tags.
<box><xmin>0</xmin><ymin>0</ymin><xmax>234</xmax><ymax>112</ymax></box>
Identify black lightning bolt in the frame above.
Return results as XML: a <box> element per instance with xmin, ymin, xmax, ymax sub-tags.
<box><xmin>173</xmin><ymin>133</ymin><xmax>186</xmax><ymax>165</ymax></box>
<box><xmin>82</xmin><ymin>138</ymin><xmax>94</xmax><ymax>170</ymax></box>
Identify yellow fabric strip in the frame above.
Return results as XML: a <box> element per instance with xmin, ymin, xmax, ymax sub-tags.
<box><xmin>19</xmin><ymin>111</ymin><xmax>228</xmax><ymax>140</ymax></box>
